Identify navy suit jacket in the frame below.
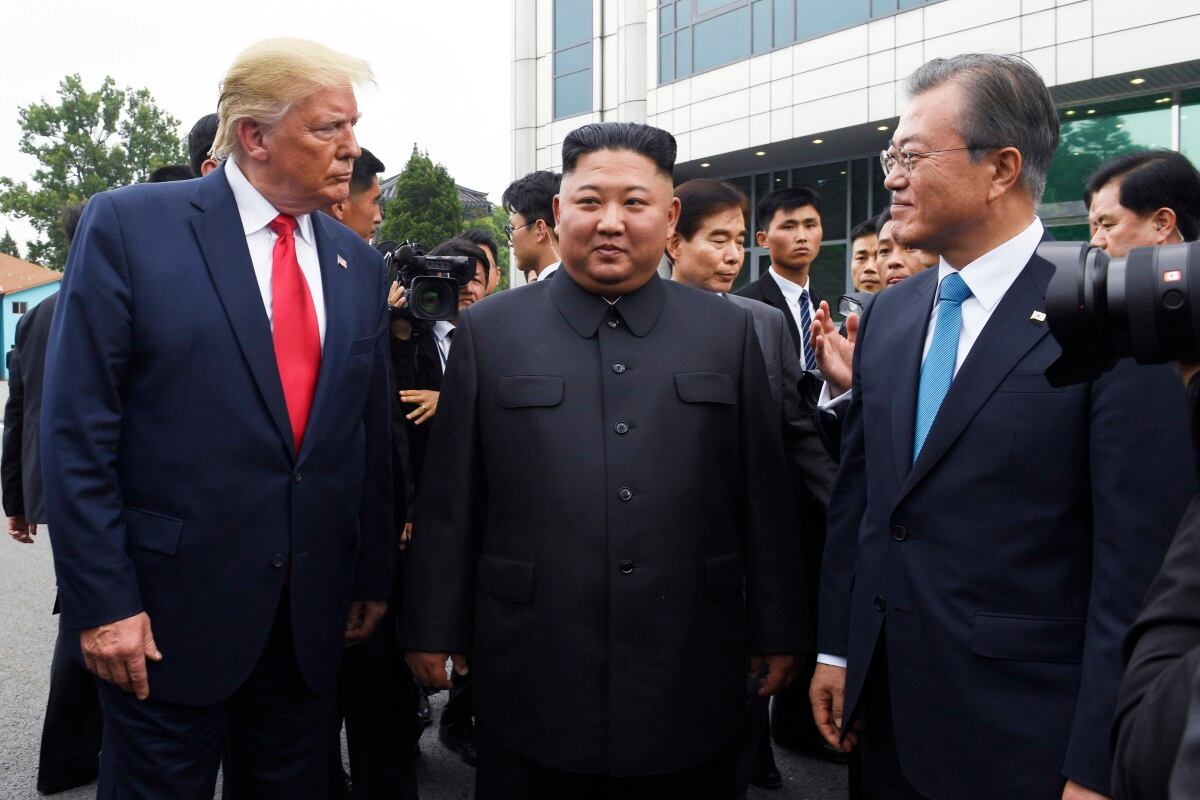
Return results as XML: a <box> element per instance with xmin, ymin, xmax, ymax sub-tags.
<box><xmin>818</xmin><ymin>250</ymin><xmax>1195</xmax><ymax>798</ymax></box>
<box><xmin>41</xmin><ymin>166</ymin><xmax>393</xmax><ymax>705</ymax></box>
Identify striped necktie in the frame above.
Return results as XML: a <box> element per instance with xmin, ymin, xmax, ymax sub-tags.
<box><xmin>798</xmin><ymin>288</ymin><xmax>817</xmax><ymax>371</ymax></box>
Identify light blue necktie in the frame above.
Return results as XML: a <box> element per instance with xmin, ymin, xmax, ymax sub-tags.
<box><xmin>798</xmin><ymin>289</ymin><xmax>817</xmax><ymax>371</ymax></box>
<box><xmin>913</xmin><ymin>272</ymin><xmax>971</xmax><ymax>462</ymax></box>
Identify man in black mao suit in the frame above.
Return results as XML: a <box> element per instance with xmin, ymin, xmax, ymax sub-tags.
<box><xmin>402</xmin><ymin>122</ymin><xmax>806</xmax><ymax>799</ymax></box>
<box><xmin>810</xmin><ymin>54</ymin><xmax>1195</xmax><ymax>800</ymax></box>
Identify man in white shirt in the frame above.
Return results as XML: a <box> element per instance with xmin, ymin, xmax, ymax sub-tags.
<box><xmin>808</xmin><ymin>53</ymin><xmax>1195</xmax><ymax>800</ymax></box>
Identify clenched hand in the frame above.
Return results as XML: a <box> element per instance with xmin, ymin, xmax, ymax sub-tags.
<box><xmin>80</xmin><ymin>612</ymin><xmax>162</xmax><ymax>700</ymax></box>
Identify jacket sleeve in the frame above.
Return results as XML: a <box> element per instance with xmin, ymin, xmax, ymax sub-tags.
<box><xmin>1112</xmin><ymin>496</ymin><xmax>1200</xmax><ymax>800</ymax></box>
<box><xmin>779</xmin><ymin>318</ymin><xmax>837</xmax><ymax>510</ymax></box>
<box><xmin>740</xmin><ymin>308</ymin><xmax>810</xmax><ymax>653</ymax></box>
<box><xmin>399</xmin><ymin>309</ymin><xmax>485</xmax><ymax>654</ymax></box>
<box><xmin>40</xmin><ymin>192</ymin><xmax>144</xmax><ymax>630</ymax></box>
<box><xmin>1063</xmin><ymin>359</ymin><xmax>1196</xmax><ymax>794</ymax></box>
<box><xmin>353</xmin><ymin>261</ymin><xmax>395</xmax><ymax>600</ymax></box>
<box><xmin>2</xmin><ymin>315</ymin><xmax>27</xmax><ymax>518</ymax></box>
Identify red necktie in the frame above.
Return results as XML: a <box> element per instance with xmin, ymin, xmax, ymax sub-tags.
<box><xmin>268</xmin><ymin>214</ymin><xmax>321</xmax><ymax>454</ymax></box>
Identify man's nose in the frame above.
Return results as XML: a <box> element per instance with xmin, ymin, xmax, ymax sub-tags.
<box><xmin>342</xmin><ymin>127</ymin><xmax>361</xmax><ymax>161</ymax></box>
<box><xmin>1089</xmin><ymin>229</ymin><xmax>1106</xmax><ymax>250</ymax></box>
<box><xmin>883</xmin><ymin>168</ymin><xmax>906</xmax><ymax>192</ymax></box>
<box><xmin>597</xmin><ymin>202</ymin><xmax>622</xmax><ymax>232</ymax></box>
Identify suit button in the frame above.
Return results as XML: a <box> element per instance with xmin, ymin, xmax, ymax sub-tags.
<box><xmin>874</xmin><ymin>595</ymin><xmax>886</xmax><ymax>612</ymax></box>
<box><xmin>272</xmin><ymin>554</ymin><xmax>286</xmax><ymax>568</ymax></box>
<box><xmin>615</xmin><ymin>422</ymin><xmax>629</xmax><ymax>434</ymax></box>
<box><xmin>619</xmin><ymin>560</ymin><xmax>634</xmax><ymax>574</ymax></box>
<box><xmin>293</xmin><ymin>472</ymin><xmax>302</xmax><ymax>483</ymax></box>
<box><xmin>612</xmin><ymin>362</ymin><xmax>626</xmax><ymax>374</ymax></box>
<box><xmin>607</xmin><ymin>318</ymin><xmax>620</xmax><ymax>329</ymax></box>
<box><xmin>891</xmin><ymin>525</ymin><xmax>908</xmax><ymax>541</ymax></box>
<box><xmin>618</xmin><ymin>487</ymin><xmax>633</xmax><ymax>501</ymax></box>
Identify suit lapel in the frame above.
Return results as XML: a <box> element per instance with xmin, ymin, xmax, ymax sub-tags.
<box><xmin>757</xmin><ymin>273</ymin><xmax>803</xmax><ymax>356</ymax></box>
<box><xmin>897</xmin><ymin>256</ymin><xmax>1053</xmax><ymax>502</ymax></box>
<box><xmin>189</xmin><ymin>169</ymin><xmax>294</xmax><ymax>454</ymax></box>
<box><xmin>882</xmin><ymin>274</ymin><xmax>936</xmax><ymax>487</ymax></box>
<box><xmin>298</xmin><ymin>214</ymin><xmax>353</xmax><ymax>464</ymax></box>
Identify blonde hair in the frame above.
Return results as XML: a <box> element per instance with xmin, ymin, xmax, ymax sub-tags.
<box><xmin>211</xmin><ymin>37</ymin><xmax>374</xmax><ymax>160</ymax></box>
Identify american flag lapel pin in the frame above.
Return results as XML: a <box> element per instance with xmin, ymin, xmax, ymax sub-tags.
<box><xmin>337</xmin><ymin>254</ymin><xmax>348</xmax><ymax>269</ymax></box>
<box><xmin>1030</xmin><ymin>310</ymin><xmax>1047</xmax><ymax>324</ymax></box>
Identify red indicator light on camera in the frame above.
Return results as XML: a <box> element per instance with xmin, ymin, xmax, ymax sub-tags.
<box><xmin>1164</xmin><ymin>270</ymin><xmax>1183</xmax><ymax>283</ymax></box>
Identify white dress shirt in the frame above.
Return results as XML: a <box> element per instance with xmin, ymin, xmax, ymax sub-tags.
<box><xmin>225</xmin><ymin>157</ymin><xmax>326</xmax><ymax>346</ymax></box>
<box><xmin>432</xmin><ymin>320</ymin><xmax>455</xmax><ymax>373</ymax></box>
<box><xmin>537</xmin><ymin>261</ymin><xmax>560</xmax><ymax>281</ymax></box>
<box><xmin>816</xmin><ymin>217</ymin><xmax>1044</xmax><ymax>670</ymax></box>
<box><xmin>767</xmin><ymin>266</ymin><xmax>817</xmax><ymax>338</ymax></box>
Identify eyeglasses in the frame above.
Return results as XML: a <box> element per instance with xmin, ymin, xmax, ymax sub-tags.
<box><xmin>504</xmin><ymin>220</ymin><xmax>535</xmax><ymax>242</ymax></box>
<box><xmin>879</xmin><ymin>145</ymin><xmax>1002</xmax><ymax>177</ymax></box>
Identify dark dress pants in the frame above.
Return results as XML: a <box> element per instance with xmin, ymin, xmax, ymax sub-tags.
<box><xmin>475</xmin><ymin>727</ymin><xmax>737</xmax><ymax>800</ymax></box>
<box><xmin>860</xmin><ymin>633</ymin><xmax>927</xmax><ymax>800</ymax></box>
<box><xmin>37</xmin><ymin>623</ymin><xmax>102</xmax><ymax>793</ymax></box>
<box><xmin>99</xmin><ymin>596</ymin><xmax>336</xmax><ymax>800</ymax></box>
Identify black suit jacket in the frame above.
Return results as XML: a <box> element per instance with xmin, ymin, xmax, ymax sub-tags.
<box><xmin>735</xmin><ymin>270</ymin><xmax>825</xmax><ymax>365</ymax></box>
<box><xmin>819</xmin><ymin>252</ymin><xmax>1195</xmax><ymax>798</ymax></box>
<box><xmin>401</xmin><ymin>270</ymin><xmax>807</xmax><ymax>776</ymax></box>
<box><xmin>391</xmin><ymin>325</ymin><xmax>443</xmax><ymax>499</ymax></box>
<box><xmin>2</xmin><ymin>291</ymin><xmax>56</xmax><ymax>523</ymax></box>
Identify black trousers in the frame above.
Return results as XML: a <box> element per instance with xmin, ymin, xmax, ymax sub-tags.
<box><xmin>37</xmin><ymin>623</ymin><xmax>102</xmax><ymax>793</ymax></box>
<box><xmin>475</xmin><ymin>728</ymin><xmax>737</xmax><ymax>800</ymax></box>
<box><xmin>99</xmin><ymin>597</ymin><xmax>335</xmax><ymax>800</ymax></box>
<box><xmin>861</xmin><ymin>635</ymin><xmax>927</xmax><ymax>800</ymax></box>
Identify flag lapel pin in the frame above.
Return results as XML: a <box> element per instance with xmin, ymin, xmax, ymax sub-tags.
<box><xmin>337</xmin><ymin>254</ymin><xmax>348</xmax><ymax>269</ymax></box>
<box><xmin>1029</xmin><ymin>310</ymin><xmax>1046</xmax><ymax>324</ymax></box>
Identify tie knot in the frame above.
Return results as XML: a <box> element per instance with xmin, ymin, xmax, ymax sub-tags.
<box><xmin>269</xmin><ymin>214</ymin><xmax>297</xmax><ymax>237</ymax></box>
<box><xmin>800</xmin><ymin>288</ymin><xmax>810</xmax><ymax>301</ymax></box>
<box><xmin>938</xmin><ymin>272</ymin><xmax>971</xmax><ymax>305</ymax></box>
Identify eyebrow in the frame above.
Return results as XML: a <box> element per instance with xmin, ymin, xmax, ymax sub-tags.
<box><xmin>574</xmin><ymin>184</ymin><xmax>652</xmax><ymax>193</ymax></box>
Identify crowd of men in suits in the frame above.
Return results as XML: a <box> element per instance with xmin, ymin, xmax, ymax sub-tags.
<box><xmin>8</xmin><ymin>36</ymin><xmax>1200</xmax><ymax>800</ymax></box>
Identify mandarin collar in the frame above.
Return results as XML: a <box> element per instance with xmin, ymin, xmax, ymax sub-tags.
<box><xmin>549</xmin><ymin>265</ymin><xmax>666</xmax><ymax>338</ymax></box>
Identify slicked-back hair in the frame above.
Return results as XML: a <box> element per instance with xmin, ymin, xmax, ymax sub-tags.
<box><xmin>461</xmin><ymin>227</ymin><xmax>499</xmax><ymax>262</ymax></box>
<box><xmin>188</xmin><ymin>113</ymin><xmax>219</xmax><ymax>177</ymax></box>
<box><xmin>148</xmin><ymin>165</ymin><xmax>195</xmax><ymax>183</ymax></box>
<box><xmin>350</xmin><ymin>148</ymin><xmax>385</xmax><ymax>195</ymax></box>
<box><xmin>1085</xmin><ymin>149</ymin><xmax>1200</xmax><ymax>241</ymax></box>
<box><xmin>850</xmin><ymin>218</ymin><xmax>878</xmax><ymax>244</ymax></box>
<box><xmin>502</xmin><ymin>170</ymin><xmax>561</xmax><ymax>229</ymax></box>
<box><xmin>674</xmin><ymin>179</ymin><xmax>749</xmax><ymax>241</ymax></box>
<box><xmin>756</xmin><ymin>187</ymin><xmax>822</xmax><ymax>232</ymax></box>
<box><xmin>562</xmin><ymin>122</ymin><xmax>676</xmax><ymax>177</ymax></box>
<box><xmin>907</xmin><ymin>54</ymin><xmax>1059</xmax><ymax>204</ymax></box>
<box><xmin>875</xmin><ymin>206</ymin><xmax>892</xmax><ymax>229</ymax></box>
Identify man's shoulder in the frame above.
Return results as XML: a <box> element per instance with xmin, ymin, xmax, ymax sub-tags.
<box><xmin>734</xmin><ymin>274</ymin><xmax>767</xmax><ymax>300</ymax></box>
<box><xmin>102</xmin><ymin>177</ymin><xmax>200</xmax><ymax>213</ymax></box>
<box><xmin>666</xmin><ymin>279</ymin><xmax>747</xmax><ymax>323</ymax></box>
<box><xmin>868</xmin><ymin>269</ymin><xmax>936</xmax><ymax>317</ymax></box>
<box><xmin>727</xmin><ymin>292</ymin><xmax>786</xmax><ymax>323</ymax></box>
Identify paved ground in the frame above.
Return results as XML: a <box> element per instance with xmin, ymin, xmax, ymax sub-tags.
<box><xmin>0</xmin><ymin>385</ymin><xmax>848</xmax><ymax>799</ymax></box>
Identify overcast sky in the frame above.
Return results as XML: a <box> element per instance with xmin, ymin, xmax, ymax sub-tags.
<box><xmin>0</xmin><ymin>0</ymin><xmax>513</xmax><ymax>253</ymax></box>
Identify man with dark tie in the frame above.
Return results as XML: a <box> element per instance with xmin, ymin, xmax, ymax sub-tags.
<box><xmin>40</xmin><ymin>38</ymin><xmax>393</xmax><ymax>798</ymax></box>
<box><xmin>402</xmin><ymin>122</ymin><xmax>805</xmax><ymax>799</ymax></box>
<box><xmin>809</xmin><ymin>54</ymin><xmax>1195</xmax><ymax>800</ymax></box>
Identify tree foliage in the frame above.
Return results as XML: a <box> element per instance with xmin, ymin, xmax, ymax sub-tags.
<box><xmin>463</xmin><ymin>206</ymin><xmax>512</xmax><ymax>291</ymax></box>
<box><xmin>0</xmin><ymin>74</ymin><xmax>186</xmax><ymax>268</ymax></box>
<box><xmin>378</xmin><ymin>148</ymin><xmax>463</xmax><ymax>251</ymax></box>
<box><xmin>0</xmin><ymin>230</ymin><xmax>20</xmax><ymax>259</ymax></box>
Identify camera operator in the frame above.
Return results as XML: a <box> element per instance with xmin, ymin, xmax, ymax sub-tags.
<box><xmin>462</xmin><ymin>227</ymin><xmax>503</xmax><ymax>295</ymax></box>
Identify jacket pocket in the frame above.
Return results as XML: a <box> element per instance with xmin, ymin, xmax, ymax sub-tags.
<box><xmin>675</xmin><ymin>372</ymin><xmax>736</xmax><ymax>405</ymax></box>
<box><xmin>123</xmin><ymin>507</ymin><xmax>184</xmax><ymax>556</ymax></box>
<box><xmin>477</xmin><ymin>554</ymin><xmax>535</xmax><ymax>603</ymax></box>
<box><xmin>496</xmin><ymin>376</ymin><xmax>564</xmax><ymax>408</ymax></box>
<box><xmin>970</xmin><ymin>612</ymin><xmax>1085</xmax><ymax>663</ymax></box>
<box><xmin>705</xmin><ymin>552</ymin><xmax>744</xmax><ymax>598</ymax></box>
<box><xmin>349</xmin><ymin>335</ymin><xmax>375</xmax><ymax>356</ymax></box>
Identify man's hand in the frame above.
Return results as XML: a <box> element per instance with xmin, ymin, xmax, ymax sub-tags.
<box><xmin>810</xmin><ymin>662</ymin><xmax>857</xmax><ymax>752</ymax></box>
<box><xmin>750</xmin><ymin>654</ymin><xmax>798</xmax><ymax>697</ymax></box>
<box><xmin>387</xmin><ymin>281</ymin><xmax>405</xmax><ymax>309</ymax></box>
<box><xmin>344</xmin><ymin>600</ymin><xmax>387</xmax><ymax>647</ymax></box>
<box><xmin>80</xmin><ymin>612</ymin><xmax>162</xmax><ymax>700</ymax></box>
<box><xmin>405</xmin><ymin>651</ymin><xmax>469</xmax><ymax>690</ymax></box>
<box><xmin>399</xmin><ymin>521</ymin><xmax>413</xmax><ymax>551</ymax></box>
<box><xmin>7</xmin><ymin>515</ymin><xmax>36</xmax><ymax>543</ymax></box>
<box><xmin>1062</xmin><ymin>780</ymin><xmax>1108</xmax><ymax>800</ymax></box>
<box><xmin>811</xmin><ymin>301</ymin><xmax>858</xmax><ymax>398</ymax></box>
<box><xmin>401</xmin><ymin>390</ymin><xmax>440</xmax><ymax>426</ymax></box>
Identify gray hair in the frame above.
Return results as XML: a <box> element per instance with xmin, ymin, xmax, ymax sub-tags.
<box><xmin>907</xmin><ymin>54</ymin><xmax>1060</xmax><ymax>204</ymax></box>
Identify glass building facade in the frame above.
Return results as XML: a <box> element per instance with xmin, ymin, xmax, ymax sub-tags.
<box><xmin>554</xmin><ymin>0</ymin><xmax>593</xmax><ymax>119</ymax></box>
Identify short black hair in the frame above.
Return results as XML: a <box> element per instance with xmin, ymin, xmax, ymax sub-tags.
<box><xmin>62</xmin><ymin>200</ymin><xmax>88</xmax><ymax>246</ymax></box>
<box><xmin>562</xmin><ymin>122</ymin><xmax>676</xmax><ymax>177</ymax></box>
<box><xmin>350</xmin><ymin>148</ymin><xmax>385</xmax><ymax>195</ymax></box>
<box><xmin>1085</xmin><ymin>149</ymin><xmax>1200</xmax><ymax>241</ymax></box>
<box><xmin>461</xmin><ymin>227</ymin><xmax>499</xmax><ymax>262</ymax></box>
<box><xmin>502</xmin><ymin>170</ymin><xmax>560</xmax><ymax>229</ymax></box>
<box><xmin>875</xmin><ymin>206</ymin><xmax>892</xmax><ymax>229</ymax></box>
<box><xmin>188</xmin><ymin>113</ymin><xmax>219</xmax><ymax>178</ymax></box>
<box><xmin>850</xmin><ymin>218</ymin><xmax>878</xmax><ymax>243</ymax></box>
<box><xmin>429</xmin><ymin>237</ymin><xmax>488</xmax><ymax>278</ymax></box>
<box><xmin>756</xmin><ymin>187</ymin><xmax>822</xmax><ymax>231</ymax></box>
<box><xmin>674</xmin><ymin>179</ymin><xmax>748</xmax><ymax>240</ymax></box>
<box><xmin>148</xmin><ymin>165</ymin><xmax>195</xmax><ymax>183</ymax></box>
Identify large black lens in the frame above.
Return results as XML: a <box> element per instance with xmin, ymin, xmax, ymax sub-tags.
<box><xmin>408</xmin><ymin>276</ymin><xmax>459</xmax><ymax>321</ymax></box>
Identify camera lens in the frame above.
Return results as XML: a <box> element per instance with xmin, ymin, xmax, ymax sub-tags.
<box><xmin>407</xmin><ymin>276</ymin><xmax>460</xmax><ymax>322</ymax></box>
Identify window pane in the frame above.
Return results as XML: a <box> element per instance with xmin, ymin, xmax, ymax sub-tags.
<box><xmin>773</xmin><ymin>0</ymin><xmax>794</xmax><ymax>47</ymax></box>
<box><xmin>850</xmin><ymin>157</ymin><xmax>869</xmax><ymax>226</ymax></box>
<box><xmin>697</xmin><ymin>0</ymin><xmax>738</xmax><ymax>13</ymax></box>
<box><xmin>872</xmin><ymin>0</ymin><xmax>898</xmax><ymax>14</ymax></box>
<box><xmin>677</xmin><ymin>27</ymin><xmax>692</xmax><ymax>76</ymax></box>
<box><xmin>1043</xmin><ymin>95</ymin><xmax>1173</xmax><ymax>206</ymax></box>
<box><xmin>796</xmin><ymin>0</ymin><xmax>870</xmax><ymax>41</ymax></box>
<box><xmin>676</xmin><ymin>0</ymin><xmax>691</xmax><ymax>26</ymax></box>
<box><xmin>554</xmin><ymin>0</ymin><xmax>592</xmax><ymax>49</ymax></box>
<box><xmin>1045</xmin><ymin>223</ymin><xmax>1092</xmax><ymax>244</ymax></box>
<box><xmin>1179</xmin><ymin>89</ymin><xmax>1200</xmax><ymax>167</ymax></box>
<box><xmin>809</xmin><ymin>243</ymin><xmax>849</xmax><ymax>306</ymax></box>
<box><xmin>660</xmin><ymin>4</ymin><xmax>674</xmax><ymax>32</ymax></box>
<box><xmin>898</xmin><ymin>0</ymin><xmax>924</xmax><ymax>8</ymax></box>
<box><xmin>733</xmin><ymin>253</ymin><xmax>753</xmax><ymax>291</ymax></box>
<box><xmin>693</xmin><ymin>6</ymin><xmax>751</xmax><ymax>73</ymax></box>
<box><xmin>660</xmin><ymin>34</ymin><xmax>675</xmax><ymax>83</ymax></box>
<box><xmin>872</xmin><ymin>159</ymin><xmax>891</xmax><ymax>216</ymax></box>
<box><xmin>752</xmin><ymin>1</ymin><xmax>771</xmax><ymax>53</ymax></box>
<box><xmin>555</xmin><ymin>70</ymin><xmax>592</xmax><ymax>119</ymax></box>
<box><xmin>555</xmin><ymin>42</ymin><xmax>592</xmax><ymax>75</ymax></box>
<box><xmin>791</xmin><ymin>161</ymin><xmax>848</xmax><ymax>239</ymax></box>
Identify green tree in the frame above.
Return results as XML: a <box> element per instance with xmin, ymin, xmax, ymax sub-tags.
<box><xmin>0</xmin><ymin>74</ymin><xmax>186</xmax><ymax>268</ymax></box>
<box><xmin>0</xmin><ymin>229</ymin><xmax>19</xmax><ymax>258</ymax></box>
<box><xmin>1043</xmin><ymin>115</ymin><xmax>1138</xmax><ymax>206</ymax></box>
<box><xmin>462</xmin><ymin>205</ymin><xmax>512</xmax><ymax>291</ymax></box>
<box><xmin>379</xmin><ymin>147</ymin><xmax>463</xmax><ymax>250</ymax></box>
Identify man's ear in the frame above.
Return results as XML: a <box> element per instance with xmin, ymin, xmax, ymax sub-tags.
<box><xmin>1153</xmin><ymin>207</ymin><xmax>1180</xmax><ymax>243</ymax></box>
<box><xmin>755</xmin><ymin>230</ymin><xmax>768</xmax><ymax>248</ymax></box>
<box><xmin>329</xmin><ymin>201</ymin><xmax>346</xmax><ymax>221</ymax></box>
<box><xmin>987</xmin><ymin>146</ymin><xmax>1023</xmax><ymax>203</ymax></box>
<box><xmin>666</xmin><ymin>232</ymin><xmax>683</xmax><ymax>263</ymax></box>
<box><xmin>236</xmin><ymin>119</ymin><xmax>271</xmax><ymax>163</ymax></box>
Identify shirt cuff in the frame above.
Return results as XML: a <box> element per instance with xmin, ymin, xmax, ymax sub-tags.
<box><xmin>817</xmin><ymin>384</ymin><xmax>853</xmax><ymax>412</ymax></box>
<box><xmin>816</xmin><ymin>653</ymin><xmax>848</xmax><ymax>669</ymax></box>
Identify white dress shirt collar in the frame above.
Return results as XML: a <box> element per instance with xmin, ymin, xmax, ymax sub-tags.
<box><xmin>431</xmin><ymin>320</ymin><xmax>455</xmax><ymax>343</ymax></box>
<box><xmin>538</xmin><ymin>261</ymin><xmax>560</xmax><ymax>281</ymax></box>
<box><xmin>935</xmin><ymin>217</ymin><xmax>1044</xmax><ymax>310</ymax></box>
<box><xmin>767</xmin><ymin>266</ymin><xmax>811</xmax><ymax>305</ymax></box>
<box><xmin>225</xmin><ymin>157</ymin><xmax>316</xmax><ymax>249</ymax></box>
